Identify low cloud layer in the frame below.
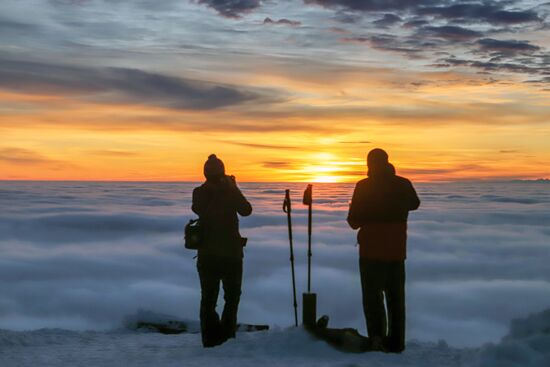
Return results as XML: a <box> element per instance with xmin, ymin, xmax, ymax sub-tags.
<box><xmin>0</xmin><ymin>181</ymin><xmax>548</xmax><ymax>347</ymax></box>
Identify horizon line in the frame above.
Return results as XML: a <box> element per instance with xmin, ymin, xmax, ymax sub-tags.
<box><xmin>1</xmin><ymin>178</ymin><xmax>548</xmax><ymax>184</ymax></box>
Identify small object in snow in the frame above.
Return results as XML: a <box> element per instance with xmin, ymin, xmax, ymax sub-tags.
<box><xmin>237</xmin><ymin>324</ymin><xmax>269</xmax><ymax>332</ymax></box>
<box><xmin>317</xmin><ymin>315</ymin><xmax>329</xmax><ymax>329</ymax></box>
<box><xmin>134</xmin><ymin>321</ymin><xmax>188</xmax><ymax>335</ymax></box>
<box><xmin>123</xmin><ymin>310</ymin><xmax>200</xmax><ymax>334</ymax></box>
<box><xmin>308</xmin><ymin>315</ymin><xmax>381</xmax><ymax>353</ymax></box>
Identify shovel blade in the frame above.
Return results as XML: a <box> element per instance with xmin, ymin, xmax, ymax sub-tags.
<box><xmin>302</xmin><ymin>292</ymin><xmax>317</xmax><ymax>328</ymax></box>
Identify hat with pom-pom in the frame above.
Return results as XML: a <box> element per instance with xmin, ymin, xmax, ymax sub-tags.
<box><xmin>204</xmin><ymin>154</ymin><xmax>225</xmax><ymax>179</ymax></box>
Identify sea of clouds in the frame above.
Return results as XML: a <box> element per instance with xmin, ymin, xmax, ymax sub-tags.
<box><xmin>0</xmin><ymin>180</ymin><xmax>548</xmax><ymax>347</ymax></box>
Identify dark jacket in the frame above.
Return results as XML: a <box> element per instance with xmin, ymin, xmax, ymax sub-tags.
<box><xmin>347</xmin><ymin>170</ymin><xmax>419</xmax><ymax>261</ymax></box>
<box><xmin>192</xmin><ymin>178</ymin><xmax>252</xmax><ymax>259</ymax></box>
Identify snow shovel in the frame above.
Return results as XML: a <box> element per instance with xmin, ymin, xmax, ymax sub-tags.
<box><xmin>302</xmin><ymin>184</ymin><xmax>317</xmax><ymax>329</ymax></box>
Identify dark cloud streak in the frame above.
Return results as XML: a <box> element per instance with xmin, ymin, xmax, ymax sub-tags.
<box><xmin>340</xmin><ymin>35</ymin><xmax>424</xmax><ymax>57</ymax></box>
<box><xmin>0</xmin><ymin>57</ymin><xmax>264</xmax><ymax>110</ymax></box>
<box><xmin>263</xmin><ymin>17</ymin><xmax>302</xmax><ymax>26</ymax></box>
<box><xmin>372</xmin><ymin>13</ymin><xmax>402</xmax><ymax>27</ymax></box>
<box><xmin>439</xmin><ymin>57</ymin><xmax>546</xmax><ymax>76</ymax></box>
<box><xmin>418</xmin><ymin>3</ymin><xmax>541</xmax><ymax>25</ymax></box>
<box><xmin>0</xmin><ymin>17</ymin><xmax>41</xmax><ymax>34</ymax></box>
<box><xmin>417</xmin><ymin>25</ymin><xmax>483</xmax><ymax>41</ymax></box>
<box><xmin>0</xmin><ymin>148</ymin><xmax>56</xmax><ymax>165</ymax></box>
<box><xmin>197</xmin><ymin>0</ymin><xmax>262</xmax><ymax>18</ymax></box>
<box><xmin>476</xmin><ymin>38</ymin><xmax>541</xmax><ymax>57</ymax></box>
<box><xmin>221</xmin><ymin>141</ymin><xmax>301</xmax><ymax>150</ymax></box>
<box><xmin>304</xmin><ymin>0</ymin><xmax>437</xmax><ymax>12</ymax></box>
<box><xmin>262</xmin><ymin>161</ymin><xmax>293</xmax><ymax>169</ymax></box>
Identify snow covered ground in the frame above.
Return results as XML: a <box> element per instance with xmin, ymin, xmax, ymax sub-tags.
<box><xmin>1</xmin><ymin>307</ymin><xmax>549</xmax><ymax>367</ymax></box>
<box><xmin>0</xmin><ymin>326</ymin><xmax>462</xmax><ymax>367</ymax></box>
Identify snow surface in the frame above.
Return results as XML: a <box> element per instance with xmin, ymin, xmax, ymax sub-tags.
<box><xmin>0</xmin><ymin>325</ymin><xmax>467</xmax><ymax>367</ymax></box>
<box><xmin>1</xmin><ymin>308</ymin><xmax>549</xmax><ymax>367</ymax></box>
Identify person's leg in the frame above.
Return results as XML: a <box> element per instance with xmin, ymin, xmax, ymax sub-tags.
<box><xmin>359</xmin><ymin>259</ymin><xmax>387</xmax><ymax>340</ymax></box>
<box><xmin>197</xmin><ymin>256</ymin><xmax>222</xmax><ymax>347</ymax></box>
<box><xmin>220</xmin><ymin>257</ymin><xmax>243</xmax><ymax>340</ymax></box>
<box><xmin>384</xmin><ymin>261</ymin><xmax>406</xmax><ymax>353</ymax></box>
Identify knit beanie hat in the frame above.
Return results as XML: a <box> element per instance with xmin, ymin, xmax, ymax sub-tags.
<box><xmin>204</xmin><ymin>154</ymin><xmax>225</xmax><ymax>179</ymax></box>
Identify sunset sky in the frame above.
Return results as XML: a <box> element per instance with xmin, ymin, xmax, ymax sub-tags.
<box><xmin>1</xmin><ymin>0</ymin><xmax>549</xmax><ymax>182</ymax></box>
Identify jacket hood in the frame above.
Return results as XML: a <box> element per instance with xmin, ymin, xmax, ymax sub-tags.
<box><xmin>368</xmin><ymin>163</ymin><xmax>395</xmax><ymax>178</ymax></box>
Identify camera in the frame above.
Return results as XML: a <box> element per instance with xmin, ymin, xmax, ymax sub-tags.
<box><xmin>224</xmin><ymin>174</ymin><xmax>236</xmax><ymax>186</ymax></box>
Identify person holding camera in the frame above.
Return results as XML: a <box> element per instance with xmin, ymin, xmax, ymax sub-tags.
<box><xmin>192</xmin><ymin>154</ymin><xmax>252</xmax><ymax>347</ymax></box>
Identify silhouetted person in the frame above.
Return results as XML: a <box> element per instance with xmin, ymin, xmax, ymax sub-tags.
<box><xmin>192</xmin><ymin>154</ymin><xmax>252</xmax><ymax>347</ymax></box>
<box><xmin>347</xmin><ymin>148</ymin><xmax>420</xmax><ymax>353</ymax></box>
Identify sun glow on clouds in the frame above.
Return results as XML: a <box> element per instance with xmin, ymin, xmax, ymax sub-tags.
<box><xmin>0</xmin><ymin>0</ymin><xmax>549</xmax><ymax>182</ymax></box>
<box><xmin>296</xmin><ymin>153</ymin><xmax>361</xmax><ymax>183</ymax></box>
<box><xmin>311</xmin><ymin>175</ymin><xmax>339</xmax><ymax>183</ymax></box>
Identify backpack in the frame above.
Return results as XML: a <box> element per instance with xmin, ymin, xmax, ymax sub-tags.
<box><xmin>184</xmin><ymin>218</ymin><xmax>202</xmax><ymax>250</ymax></box>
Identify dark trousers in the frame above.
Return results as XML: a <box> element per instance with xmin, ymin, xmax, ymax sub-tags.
<box><xmin>197</xmin><ymin>255</ymin><xmax>243</xmax><ymax>347</ymax></box>
<box><xmin>359</xmin><ymin>259</ymin><xmax>405</xmax><ymax>352</ymax></box>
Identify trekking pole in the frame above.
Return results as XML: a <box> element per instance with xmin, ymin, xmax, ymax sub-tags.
<box><xmin>283</xmin><ymin>189</ymin><xmax>298</xmax><ymax>327</ymax></box>
<box><xmin>303</xmin><ymin>184</ymin><xmax>313</xmax><ymax>293</ymax></box>
<box><xmin>302</xmin><ymin>184</ymin><xmax>317</xmax><ymax>328</ymax></box>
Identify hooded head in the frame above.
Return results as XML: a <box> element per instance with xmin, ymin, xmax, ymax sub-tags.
<box><xmin>203</xmin><ymin>154</ymin><xmax>225</xmax><ymax>181</ymax></box>
<box><xmin>367</xmin><ymin>148</ymin><xmax>392</xmax><ymax>177</ymax></box>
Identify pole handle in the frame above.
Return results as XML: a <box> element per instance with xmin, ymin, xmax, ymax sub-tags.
<box><xmin>303</xmin><ymin>184</ymin><xmax>312</xmax><ymax>206</ymax></box>
<box><xmin>283</xmin><ymin>189</ymin><xmax>291</xmax><ymax>213</ymax></box>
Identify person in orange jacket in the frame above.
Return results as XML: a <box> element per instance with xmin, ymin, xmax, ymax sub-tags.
<box><xmin>347</xmin><ymin>148</ymin><xmax>420</xmax><ymax>353</ymax></box>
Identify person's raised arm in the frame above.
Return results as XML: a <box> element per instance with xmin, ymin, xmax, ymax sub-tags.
<box><xmin>228</xmin><ymin>176</ymin><xmax>252</xmax><ymax>217</ymax></box>
<box><xmin>234</xmin><ymin>187</ymin><xmax>252</xmax><ymax>216</ymax></box>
